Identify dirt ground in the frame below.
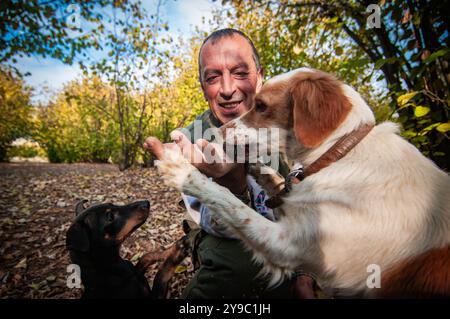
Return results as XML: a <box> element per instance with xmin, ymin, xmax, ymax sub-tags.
<box><xmin>0</xmin><ymin>163</ymin><xmax>194</xmax><ymax>299</ymax></box>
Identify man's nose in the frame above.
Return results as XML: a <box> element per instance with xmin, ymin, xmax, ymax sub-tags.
<box><xmin>219</xmin><ymin>73</ymin><xmax>236</xmax><ymax>100</ymax></box>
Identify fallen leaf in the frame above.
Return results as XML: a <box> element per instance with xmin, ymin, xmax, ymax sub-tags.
<box><xmin>14</xmin><ymin>257</ymin><xmax>27</xmax><ymax>269</ymax></box>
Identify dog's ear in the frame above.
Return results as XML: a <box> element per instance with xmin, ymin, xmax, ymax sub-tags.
<box><xmin>66</xmin><ymin>222</ymin><xmax>90</xmax><ymax>252</ymax></box>
<box><xmin>291</xmin><ymin>72</ymin><xmax>351</xmax><ymax>148</ymax></box>
<box><xmin>75</xmin><ymin>199</ymin><xmax>88</xmax><ymax>216</ymax></box>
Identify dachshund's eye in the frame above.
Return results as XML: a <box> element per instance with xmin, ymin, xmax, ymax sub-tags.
<box><xmin>106</xmin><ymin>211</ymin><xmax>114</xmax><ymax>222</ymax></box>
<box><xmin>255</xmin><ymin>101</ymin><xmax>267</xmax><ymax>113</ymax></box>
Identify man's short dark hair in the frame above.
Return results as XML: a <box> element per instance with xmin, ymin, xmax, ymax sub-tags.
<box><xmin>198</xmin><ymin>28</ymin><xmax>261</xmax><ymax>82</ymax></box>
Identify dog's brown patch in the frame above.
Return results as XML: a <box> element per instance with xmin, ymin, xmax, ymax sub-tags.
<box><xmin>291</xmin><ymin>71</ymin><xmax>351</xmax><ymax>148</ymax></box>
<box><xmin>116</xmin><ymin>214</ymin><xmax>144</xmax><ymax>243</ymax></box>
<box><xmin>379</xmin><ymin>245</ymin><xmax>450</xmax><ymax>298</ymax></box>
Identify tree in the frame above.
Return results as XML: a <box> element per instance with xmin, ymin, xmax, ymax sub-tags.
<box><xmin>80</xmin><ymin>0</ymin><xmax>172</xmax><ymax>170</ymax></box>
<box><xmin>0</xmin><ymin>0</ymin><xmax>131</xmax><ymax>66</ymax></box>
<box><xmin>35</xmin><ymin>76</ymin><xmax>119</xmax><ymax>163</ymax></box>
<box><xmin>35</xmin><ymin>76</ymin><xmax>120</xmax><ymax>163</ymax></box>
<box><xmin>144</xmin><ymin>40</ymin><xmax>207</xmax><ymax>142</ymax></box>
<box><xmin>0</xmin><ymin>66</ymin><xmax>32</xmax><ymax>161</ymax></box>
<box><xmin>224</xmin><ymin>0</ymin><xmax>450</xmax><ymax>169</ymax></box>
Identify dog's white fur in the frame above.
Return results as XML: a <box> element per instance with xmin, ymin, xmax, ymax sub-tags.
<box><xmin>157</xmin><ymin>68</ymin><xmax>450</xmax><ymax>297</ymax></box>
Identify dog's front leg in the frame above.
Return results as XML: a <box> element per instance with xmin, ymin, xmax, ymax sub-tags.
<box><xmin>157</xmin><ymin>149</ymin><xmax>299</xmax><ymax>275</ymax></box>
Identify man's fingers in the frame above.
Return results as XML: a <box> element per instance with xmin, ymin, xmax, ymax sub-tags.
<box><xmin>197</xmin><ymin>139</ymin><xmax>233</xmax><ymax>164</ymax></box>
<box><xmin>167</xmin><ymin>131</ymin><xmax>236</xmax><ymax>178</ymax></box>
<box><xmin>171</xmin><ymin>130</ymin><xmax>203</xmax><ymax>164</ymax></box>
<box><xmin>170</xmin><ymin>131</ymin><xmax>189</xmax><ymax>147</ymax></box>
<box><xmin>195</xmin><ymin>138</ymin><xmax>209</xmax><ymax>150</ymax></box>
<box><xmin>143</xmin><ymin>137</ymin><xmax>165</xmax><ymax>160</ymax></box>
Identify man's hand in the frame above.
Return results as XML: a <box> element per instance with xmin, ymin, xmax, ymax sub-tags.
<box><xmin>143</xmin><ymin>136</ymin><xmax>166</xmax><ymax>160</ymax></box>
<box><xmin>143</xmin><ymin>132</ymin><xmax>247</xmax><ymax>194</ymax></box>
<box><xmin>169</xmin><ymin>131</ymin><xmax>236</xmax><ymax>179</ymax></box>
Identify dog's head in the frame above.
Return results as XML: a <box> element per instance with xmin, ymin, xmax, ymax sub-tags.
<box><xmin>221</xmin><ymin>68</ymin><xmax>375</xmax><ymax>161</ymax></box>
<box><xmin>66</xmin><ymin>200</ymin><xmax>150</xmax><ymax>255</ymax></box>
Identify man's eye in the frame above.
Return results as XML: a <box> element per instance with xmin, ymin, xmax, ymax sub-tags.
<box><xmin>205</xmin><ymin>76</ymin><xmax>218</xmax><ymax>83</ymax></box>
<box><xmin>235</xmin><ymin>72</ymin><xmax>249</xmax><ymax>78</ymax></box>
<box><xmin>255</xmin><ymin>101</ymin><xmax>267</xmax><ymax>113</ymax></box>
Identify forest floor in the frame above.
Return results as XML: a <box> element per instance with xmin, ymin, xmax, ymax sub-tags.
<box><xmin>0</xmin><ymin>163</ymin><xmax>193</xmax><ymax>299</ymax></box>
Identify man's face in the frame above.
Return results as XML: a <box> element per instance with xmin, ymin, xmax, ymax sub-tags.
<box><xmin>200</xmin><ymin>34</ymin><xmax>263</xmax><ymax>124</ymax></box>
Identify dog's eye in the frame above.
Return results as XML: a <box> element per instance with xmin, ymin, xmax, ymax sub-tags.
<box><xmin>106</xmin><ymin>211</ymin><xmax>114</xmax><ymax>222</ymax></box>
<box><xmin>255</xmin><ymin>101</ymin><xmax>267</xmax><ymax>113</ymax></box>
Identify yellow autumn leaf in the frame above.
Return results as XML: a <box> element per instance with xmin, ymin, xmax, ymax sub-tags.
<box><xmin>397</xmin><ymin>91</ymin><xmax>418</xmax><ymax>106</ymax></box>
<box><xmin>414</xmin><ymin>106</ymin><xmax>430</xmax><ymax>117</ymax></box>
<box><xmin>14</xmin><ymin>257</ymin><xmax>27</xmax><ymax>269</ymax></box>
<box><xmin>175</xmin><ymin>265</ymin><xmax>187</xmax><ymax>273</ymax></box>
<box><xmin>436</xmin><ymin>122</ymin><xmax>450</xmax><ymax>133</ymax></box>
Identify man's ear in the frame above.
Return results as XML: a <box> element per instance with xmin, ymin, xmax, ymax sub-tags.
<box><xmin>66</xmin><ymin>222</ymin><xmax>90</xmax><ymax>252</ymax></box>
<box><xmin>291</xmin><ymin>72</ymin><xmax>351</xmax><ymax>148</ymax></box>
<box><xmin>256</xmin><ymin>67</ymin><xmax>264</xmax><ymax>92</ymax></box>
<box><xmin>201</xmin><ymin>81</ymin><xmax>207</xmax><ymax>100</ymax></box>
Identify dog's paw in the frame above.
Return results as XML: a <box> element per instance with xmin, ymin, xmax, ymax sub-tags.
<box><xmin>156</xmin><ymin>147</ymin><xmax>196</xmax><ymax>191</ymax></box>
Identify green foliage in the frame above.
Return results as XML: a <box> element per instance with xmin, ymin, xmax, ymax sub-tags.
<box><xmin>33</xmin><ymin>42</ymin><xmax>207</xmax><ymax>166</ymax></box>
<box><xmin>35</xmin><ymin>77</ymin><xmax>119</xmax><ymax>163</ymax></box>
<box><xmin>0</xmin><ymin>0</ymin><xmax>127</xmax><ymax>66</ymax></box>
<box><xmin>2</xmin><ymin>1</ymin><xmax>208</xmax><ymax>168</ymax></box>
<box><xmin>79</xmin><ymin>0</ymin><xmax>175</xmax><ymax>170</ymax></box>
<box><xmin>145</xmin><ymin>42</ymin><xmax>207</xmax><ymax>143</ymax></box>
<box><xmin>0</xmin><ymin>66</ymin><xmax>32</xmax><ymax>161</ymax></box>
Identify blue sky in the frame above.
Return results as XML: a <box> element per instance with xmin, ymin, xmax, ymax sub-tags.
<box><xmin>12</xmin><ymin>0</ymin><xmax>219</xmax><ymax>104</ymax></box>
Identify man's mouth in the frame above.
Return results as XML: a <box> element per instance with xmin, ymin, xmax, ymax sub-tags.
<box><xmin>218</xmin><ymin>100</ymin><xmax>243</xmax><ymax>115</ymax></box>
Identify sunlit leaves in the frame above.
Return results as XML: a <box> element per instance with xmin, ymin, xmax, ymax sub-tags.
<box><xmin>423</xmin><ymin>48</ymin><xmax>450</xmax><ymax>64</ymax></box>
<box><xmin>35</xmin><ymin>76</ymin><xmax>119</xmax><ymax>163</ymax></box>
<box><xmin>374</xmin><ymin>57</ymin><xmax>398</xmax><ymax>70</ymax></box>
<box><xmin>0</xmin><ymin>67</ymin><xmax>33</xmax><ymax>161</ymax></box>
<box><xmin>397</xmin><ymin>91</ymin><xmax>419</xmax><ymax>106</ymax></box>
<box><xmin>436</xmin><ymin>122</ymin><xmax>450</xmax><ymax>133</ymax></box>
<box><xmin>414</xmin><ymin>106</ymin><xmax>430</xmax><ymax>118</ymax></box>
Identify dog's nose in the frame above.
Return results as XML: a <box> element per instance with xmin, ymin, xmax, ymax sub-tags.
<box><xmin>138</xmin><ymin>200</ymin><xmax>150</xmax><ymax>209</ymax></box>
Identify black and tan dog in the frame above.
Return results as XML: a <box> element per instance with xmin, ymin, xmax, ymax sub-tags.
<box><xmin>66</xmin><ymin>199</ymin><xmax>189</xmax><ymax>299</ymax></box>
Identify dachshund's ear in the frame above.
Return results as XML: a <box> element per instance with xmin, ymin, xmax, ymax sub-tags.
<box><xmin>291</xmin><ymin>72</ymin><xmax>351</xmax><ymax>148</ymax></box>
<box><xmin>66</xmin><ymin>222</ymin><xmax>90</xmax><ymax>252</ymax></box>
<box><xmin>75</xmin><ymin>200</ymin><xmax>88</xmax><ymax>216</ymax></box>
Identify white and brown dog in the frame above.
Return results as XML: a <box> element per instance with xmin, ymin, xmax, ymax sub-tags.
<box><xmin>157</xmin><ymin>68</ymin><xmax>450</xmax><ymax>298</ymax></box>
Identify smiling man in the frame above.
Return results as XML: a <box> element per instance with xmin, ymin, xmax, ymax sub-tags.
<box><xmin>144</xmin><ymin>29</ymin><xmax>295</xmax><ymax>298</ymax></box>
<box><xmin>199</xmin><ymin>30</ymin><xmax>262</xmax><ymax>124</ymax></box>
